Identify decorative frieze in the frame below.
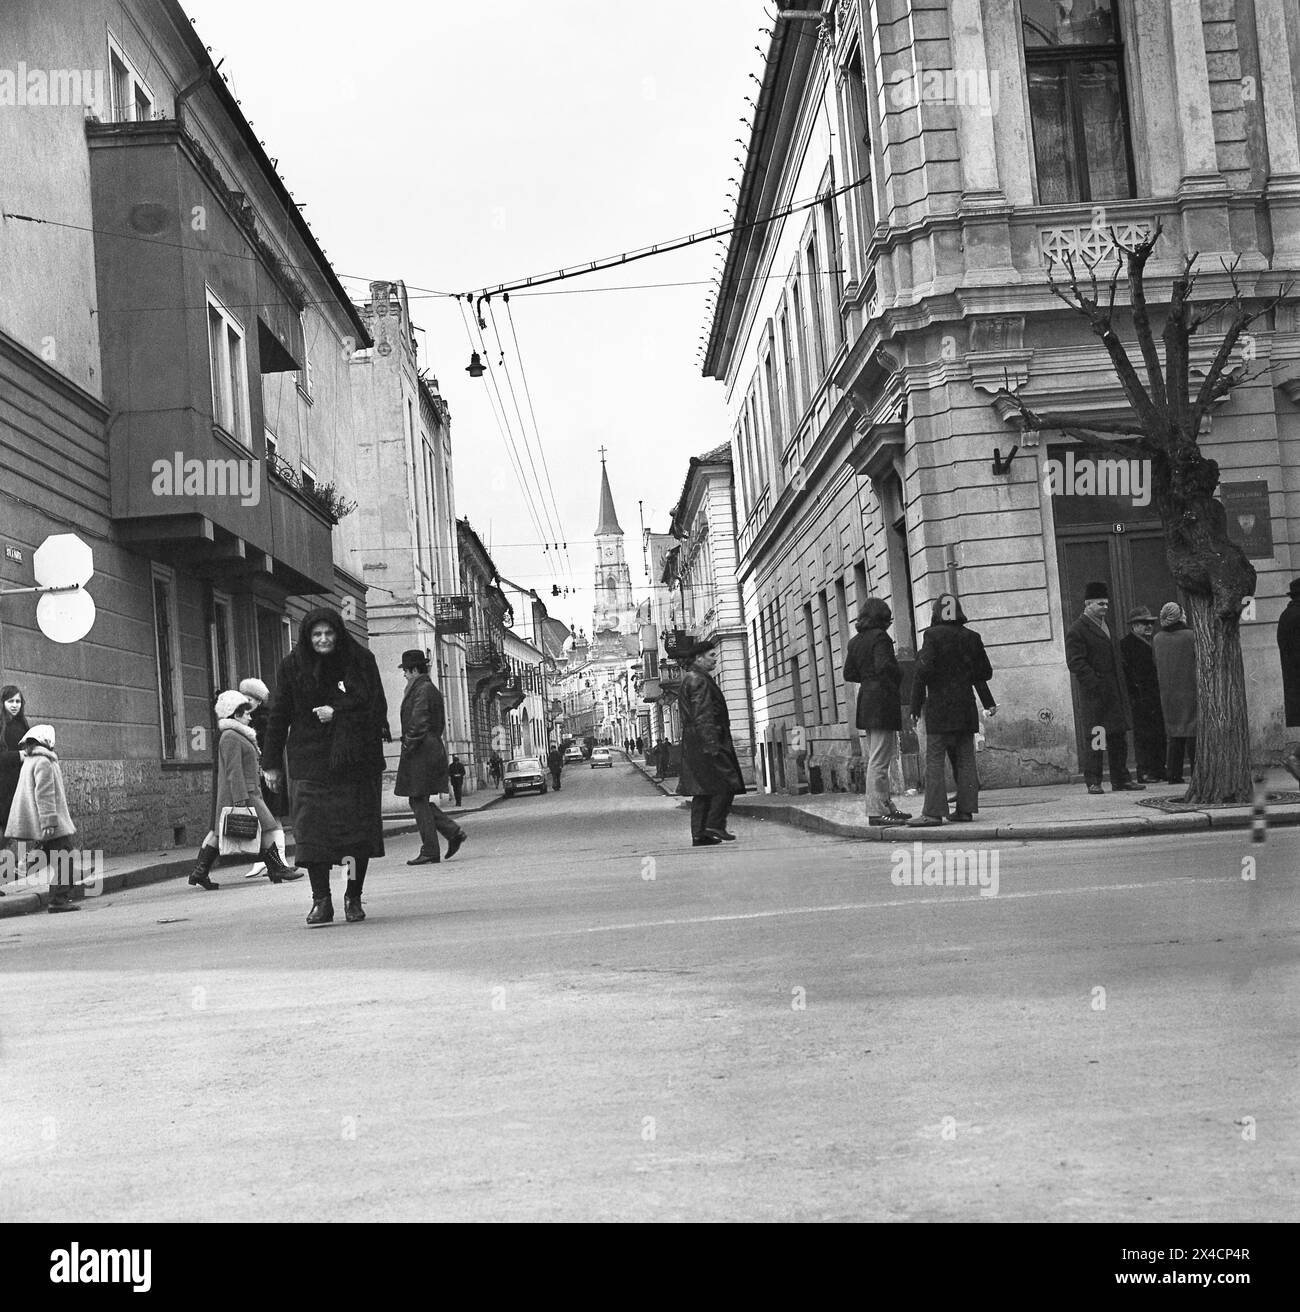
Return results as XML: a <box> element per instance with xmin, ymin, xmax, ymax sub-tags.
<box><xmin>1038</xmin><ymin>220</ymin><xmax>1154</xmax><ymax>267</ymax></box>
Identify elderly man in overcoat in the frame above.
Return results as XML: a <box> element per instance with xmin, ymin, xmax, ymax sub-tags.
<box><xmin>1119</xmin><ymin>604</ymin><xmax>1166</xmax><ymax>782</ymax></box>
<box><xmin>1065</xmin><ymin>582</ymin><xmax>1145</xmax><ymax>795</ymax></box>
<box><xmin>676</xmin><ymin>637</ymin><xmax>745</xmax><ymax>845</ymax></box>
<box><xmin>395</xmin><ymin>649</ymin><xmax>466</xmax><ymax>864</ymax></box>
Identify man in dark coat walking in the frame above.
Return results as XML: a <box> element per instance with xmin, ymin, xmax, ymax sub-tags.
<box><xmin>907</xmin><ymin>594</ymin><xmax>996</xmax><ymax>826</ymax></box>
<box><xmin>394</xmin><ymin>650</ymin><xmax>466</xmax><ymax>864</ymax></box>
<box><xmin>447</xmin><ymin>755</ymin><xmax>465</xmax><ymax>806</ymax></box>
<box><xmin>676</xmin><ymin>638</ymin><xmax>745</xmax><ymax>845</ymax></box>
<box><xmin>546</xmin><ymin>744</ymin><xmax>563</xmax><ymax>791</ymax></box>
<box><xmin>1065</xmin><ymin>582</ymin><xmax>1145</xmax><ymax>795</ymax></box>
<box><xmin>654</xmin><ymin>738</ymin><xmax>672</xmax><ymax>780</ymax></box>
<box><xmin>1278</xmin><ymin>579</ymin><xmax>1300</xmax><ymax>782</ymax></box>
<box><xmin>1119</xmin><ymin>605</ymin><xmax>1166</xmax><ymax>782</ymax></box>
<box><xmin>842</xmin><ymin>597</ymin><xmax>910</xmax><ymax>825</ymax></box>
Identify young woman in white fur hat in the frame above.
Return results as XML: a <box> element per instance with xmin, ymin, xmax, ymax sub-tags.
<box><xmin>188</xmin><ymin>690</ymin><xmax>300</xmax><ymax>889</ymax></box>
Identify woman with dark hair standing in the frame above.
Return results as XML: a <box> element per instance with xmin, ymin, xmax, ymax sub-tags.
<box><xmin>1</xmin><ymin>686</ymin><xmax>31</xmax><ymax>862</ymax></box>
<box><xmin>261</xmin><ymin>607</ymin><xmax>389</xmax><ymax>926</ymax></box>
<box><xmin>843</xmin><ymin>598</ymin><xmax>911</xmax><ymax>826</ymax></box>
<box><xmin>676</xmin><ymin>637</ymin><xmax>745</xmax><ymax>846</ymax></box>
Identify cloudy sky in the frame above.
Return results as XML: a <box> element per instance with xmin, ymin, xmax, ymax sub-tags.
<box><xmin>187</xmin><ymin>0</ymin><xmax>766</xmax><ymax>637</ymax></box>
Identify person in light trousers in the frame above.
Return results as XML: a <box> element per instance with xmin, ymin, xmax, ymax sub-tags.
<box><xmin>842</xmin><ymin>597</ymin><xmax>910</xmax><ymax>826</ymax></box>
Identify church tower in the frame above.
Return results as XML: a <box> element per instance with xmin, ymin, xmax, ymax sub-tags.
<box><xmin>591</xmin><ymin>450</ymin><xmax>636</xmax><ymax>663</ymax></box>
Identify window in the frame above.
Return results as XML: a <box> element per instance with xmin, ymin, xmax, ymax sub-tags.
<box><xmin>763</xmin><ymin>341</ymin><xmax>782</xmax><ymax>452</ymax></box>
<box><xmin>206</xmin><ymin>289</ymin><xmax>251</xmax><ymax>446</ymax></box>
<box><xmin>853</xmin><ymin>560</ymin><xmax>869</xmax><ymax>611</ymax></box>
<box><xmin>779</xmin><ymin>306</ymin><xmax>798</xmax><ymax>434</ymax></box>
<box><xmin>842</xmin><ymin>47</ymin><xmax>876</xmax><ymax>260</ymax></box>
<box><xmin>152</xmin><ymin>568</ymin><xmax>181</xmax><ymax>760</ymax></box>
<box><xmin>804</xmin><ymin>234</ymin><xmax>826</xmax><ymax>380</ymax></box>
<box><xmin>107</xmin><ymin>34</ymin><xmax>153</xmax><ymax>123</ymax></box>
<box><xmin>1022</xmin><ymin>0</ymin><xmax>1134</xmax><ymax>203</ymax></box>
<box><xmin>209</xmin><ymin>591</ymin><xmax>235</xmax><ymax>697</ymax></box>
<box><xmin>819</xmin><ymin>589</ymin><xmax>839</xmax><ymax>720</ymax></box>
<box><xmin>804</xmin><ymin>601</ymin><xmax>822</xmax><ymax>723</ymax></box>
<box><xmin>790</xmin><ymin>279</ymin><xmax>810</xmax><ymax>413</ymax></box>
<box><xmin>264</xmin><ymin>428</ymin><xmax>277</xmax><ymax>463</ymax></box>
<box><xmin>297</xmin><ymin>310</ymin><xmax>314</xmax><ymax>397</ymax></box>
<box><xmin>300</xmin><ymin>464</ymin><xmax>316</xmax><ymax>494</ymax></box>
<box><xmin>752</xmin><ymin>619</ymin><xmax>763</xmax><ymax>687</ymax></box>
<box><xmin>823</xmin><ymin>192</ymin><xmax>847</xmax><ymax>344</ymax></box>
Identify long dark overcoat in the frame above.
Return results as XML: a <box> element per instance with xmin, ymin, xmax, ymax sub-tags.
<box><xmin>1065</xmin><ymin>614</ymin><xmax>1132</xmax><ymax>735</ymax></box>
<box><xmin>261</xmin><ymin>608</ymin><xmax>388</xmax><ymax>864</ymax></box>
<box><xmin>842</xmin><ymin>626</ymin><xmax>903</xmax><ymax>731</ymax></box>
<box><xmin>676</xmin><ymin>670</ymin><xmax>745</xmax><ymax>797</ymax></box>
<box><xmin>909</xmin><ymin>622</ymin><xmax>995</xmax><ymax>732</ymax></box>
<box><xmin>1152</xmin><ymin>622</ymin><xmax>1197</xmax><ymax>736</ymax></box>
<box><xmin>0</xmin><ymin>716</ymin><xmax>29</xmax><ymax>839</ymax></box>
<box><xmin>1278</xmin><ymin>599</ymin><xmax>1300</xmax><ymax>727</ymax></box>
<box><xmin>394</xmin><ymin>674</ymin><xmax>450</xmax><ymax>798</ymax></box>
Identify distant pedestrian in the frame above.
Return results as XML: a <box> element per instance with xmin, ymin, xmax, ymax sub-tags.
<box><xmin>1119</xmin><ymin>606</ymin><xmax>1166</xmax><ymax>782</ymax></box>
<box><xmin>654</xmin><ymin>738</ymin><xmax>671</xmax><ymax>780</ymax></box>
<box><xmin>1</xmin><ymin>685</ymin><xmax>31</xmax><ymax>864</ymax></box>
<box><xmin>395</xmin><ymin>649</ymin><xmax>465</xmax><ymax>867</ymax></box>
<box><xmin>907</xmin><ymin>595</ymin><xmax>996</xmax><ymax>826</ymax></box>
<box><xmin>5</xmin><ymin>724</ymin><xmax>78</xmax><ymax>912</ymax></box>
<box><xmin>843</xmin><ymin>598</ymin><xmax>910</xmax><ymax>825</ymax></box>
<box><xmin>547</xmin><ymin>744</ymin><xmax>563</xmax><ymax>791</ymax></box>
<box><xmin>635</xmin><ymin>736</ymin><xmax>644</xmax><ymax>755</ymax></box>
<box><xmin>488</xmin><ymin>750</ymin><xmax>503</xmax><ymax>787</ymax></box>
<box><xmin>1153</xmin><ymin>602</ymin><xmax>1197</xmax><ymax>784</ymax></box>
<box><xmin>448</xmin><ymin>755</ymin><xmax>465</xmax><ymax>806</ymax></box>
<box><xmin>1277</xmin><ymin>578</ymin><xmax>1300</xmax><ymax>782</ymax></box>
<box><xmin>677</xmin><ymin>638</ymin><xmax>744</xmax><ymax>845</ymax></box>
<box><xmin>1065</xmin><ymin>582</ymin><xmax>1143</xmax><ymax>795</ymax></box>
<box><xmin>262</xmin><ymin>608</ymin><xmax>389</xmax><ymax>926</ymax></box>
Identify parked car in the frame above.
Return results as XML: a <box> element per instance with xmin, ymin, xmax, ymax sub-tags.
<box><xmin>563</xmin><ymin>744</ymin><xmax>584</xmax><ymax>763</ymax></box>
<box><xmin>590</xmin><ymin>747</ymin><xmax>613</xmax><ymax>769</ymax></box>
<box><xmin>503</xmin><ymin>756</ymin><xmax>548</xmax><ymax>797</ymax></box>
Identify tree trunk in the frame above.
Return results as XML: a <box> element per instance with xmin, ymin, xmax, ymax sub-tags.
<box><xmin>1183</xmin><ymin>592</ymin><xmax>1252</xmax><ymax>804</ymax></box>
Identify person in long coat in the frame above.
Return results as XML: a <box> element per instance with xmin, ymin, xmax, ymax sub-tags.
<box><xmin>187</xmin><ymin>690</ymin><xmax>299</xmax><ymax>890</ymax></box>
<box><xmin>262</xmin><ymin>607</ymin><xmax>389</xmax><ymax>926</ymax></box>
<box><xmin>1277</xmin><ymin>578</ymin><xmax>1300</xmax><ymax>781</ymax></box>
<box><xmin>907</xmin><ymin>595</ymin><xmax>996</xmax><ymax>826</ymax></box>
<box><xmin>0</xmin><ymin>685</ymin><xmax>31</xmax><ymax>860</ymax></box>
<box><xmin>1119</xmin><ymin>605</ymin><xmax>1167</xmax><ymax>782</ymax></box>
<box><xmin>5</xmin><ymin>723</ymin><xmax>79</xmax><ymax>912</ymax></box>
<box><xmin>842</xmin><ymin>597</ymin><xmax>910</xmax><ymax>825</ymax></box>
<box><xmin>1153</xmin><ymin>602</ymin><xmax>1197</xmax><ymax>784</ymax></box>
<box><xmin>394</xmin><ymin>649</ymin><xmax>465</xmax><ymax>866</ymax></box>
<box><xmin>1064</xmin><ymin>581</ymin><xmax>1144</xmax><ymax>794</ymax></box>
<box><xmin>676</xmin><ymin>638</ymin><xmax>745</xmax><ymax>845</ymax></box>
<box><xmin>546</xmin><ymin>744</ymin><xmax>564</xmax><ymax>791</ymax></box>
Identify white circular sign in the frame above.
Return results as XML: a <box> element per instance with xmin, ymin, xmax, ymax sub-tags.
<box><xmin>33</xmin><ymin>534</ymin><xmax>94</xmax><ymax>588</ymax></box>
<box><xmin>37</xmin><ymin>588</ymin><xmax>96</xmax><ymax>643</ymax></box>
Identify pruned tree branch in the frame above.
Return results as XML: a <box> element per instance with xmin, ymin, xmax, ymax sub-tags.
<box><xmin>1163</xmin><ymin>252</ymin><xmax>1199</xmax><ymax>436</ymax></box>
<box><xmin>1117</xmin><ymin>222</ymin><xmax>1168</xmax><ymax>412</ymax></box>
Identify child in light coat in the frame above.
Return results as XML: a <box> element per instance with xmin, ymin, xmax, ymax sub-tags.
<box><xmin>5</xmin><ymin>724</ymin><xmax>79</xmax><ymax>912</ymax></box>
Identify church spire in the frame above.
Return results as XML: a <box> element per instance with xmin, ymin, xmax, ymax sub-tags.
<box><xmin>595</xmin><ymin>447</ymin><xmax>623</xmax><ymax>536</ymax></box>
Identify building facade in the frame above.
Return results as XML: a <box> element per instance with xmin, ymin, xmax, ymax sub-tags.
<box><xmin>349</xmin><ymin>280</ymin><xmax>471</xmax><ymax>801</ymax></box>
<box><xmin>0</xmin><ymin>0</ymin><xmax>372</xmax><ymax>848</ymax></box>
<box><xmin>705</xmin><ymin>0</ymin><xmax>1300</xmax><ymax>794</ymax></box>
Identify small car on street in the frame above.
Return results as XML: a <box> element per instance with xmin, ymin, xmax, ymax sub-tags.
<box><xmin>590</xmin><ymin>747</ymin><xmax>613</xmax><ymax>769</ymax></box>
<box><xmin>563</xmin><ymin>743</ymin><xmax>584</xmax><ymax>763</ymax></box>
<box><xmin>503</xmin><ymin>756</ymin><xmax>548</xmax><ymax>797</ymax></box>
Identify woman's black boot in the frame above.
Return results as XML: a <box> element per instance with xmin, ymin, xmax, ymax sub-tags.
<box><xmin>260</xmin><ymin>842</ymin><xmax>302</xmax><ymax>883</ymax></box>
<box><xmin>306</xmin><ymin>895</ymin><xmax>334</xmax><ymax>926</ymax></box>
<box><xmin>188</xmin><ymin>843</ymin><xmax>220</xmax><ymax>890</ymax></box>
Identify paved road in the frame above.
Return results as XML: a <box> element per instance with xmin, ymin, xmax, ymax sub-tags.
<box><xmin>1</xmin><ymin>754</ymin><xmax>1295</xmax><ymax>1221</ymax></box>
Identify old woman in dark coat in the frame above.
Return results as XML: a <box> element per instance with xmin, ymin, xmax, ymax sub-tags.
<box><xmin>261</xmin><ymin>607</ymin><xmax>388</xmax><ymax>926</ymax></box>
<box><xmin>676</xmin><ymin>637</ymin><xmax>744</xmax><ymax>846</ymax></box>
<box><xmin>1153</xmin><ymin>601</ymin><xmax>1197</xmax><ymax>784</ymax></box>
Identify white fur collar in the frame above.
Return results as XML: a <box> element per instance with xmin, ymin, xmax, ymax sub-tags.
<box><xmin>219</xmin><ymin>718</ymin><xmax>259</xmax><ymax>744</ymax></box>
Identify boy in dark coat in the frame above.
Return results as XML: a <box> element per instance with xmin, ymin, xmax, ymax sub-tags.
<box><xmin>395</xmin><ymin>650</ymin><xmax>465</xmax><ymax>864</ymax></box>
<box><xmin>676</xmin><ymin>638</ymin><xmax>745</xmax><ymax>845</ymax></box>
<box><xmin>546</xmin><ymin>745</ymin><xmax>563</xmax><ymax>791</ymax></box>
<box><xmin>1119</xmin><ymin>605</ymin><xmax>1166</xmax><ymax>782</ymax></box>
<box><xmin>1277</xmin><ymin>579</ymin><xmax>1300</xmax><ymax>782</ymax></box>
<box><xmin>1064</xmin><ymin>583</ymin><xmax>1144</xmax><ymax>795</ymax></box>
<box><xmin>907</xmin><ymin>594</ymin><xmax>996</xmax><ymax>825</ymax></box>
<box><xmin>842</xmin><ymin>597</ymin><xmax>910</xmax><ymax>825</ymax></box>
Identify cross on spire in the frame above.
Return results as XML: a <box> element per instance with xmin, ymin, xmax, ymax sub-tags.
<box><xmin>598</xmin><ymin>445</ymin><xmax>608</xmax><ymax>463</ymax></box>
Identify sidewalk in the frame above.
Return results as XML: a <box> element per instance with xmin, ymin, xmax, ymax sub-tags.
<box><xmin>0</xmin><ymin>787</ymin><xmax>507</xmax><ymax>920</ymax></box>
<box><xmin>625</xmin><ymin>751</ymin><xmax>1296</xmax><ymax>842</ymax></box>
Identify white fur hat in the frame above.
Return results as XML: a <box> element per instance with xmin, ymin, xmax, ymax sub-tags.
<box><xmin>239</xmin><ymin>677</ymin><xmax>270</xmax><ymax>703</ymax></box>
<box><xmin>214</xmin><ymin>690</ymin><xmax>252</xmax><ymax>721</ymax></box>
<box><xmin>18</xmin><ymin>724</ymin><xmax>55</xmax><ymax>750</ymax></box>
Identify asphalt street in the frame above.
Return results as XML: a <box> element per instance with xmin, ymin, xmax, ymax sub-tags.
<box><xmin>1</xmin><ymin>755</ymin><xmax>1295</xmax><ymax>1222</ymax></box>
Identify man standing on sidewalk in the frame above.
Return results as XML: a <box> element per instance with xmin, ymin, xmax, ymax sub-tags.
<box><xmin>448</xmin><ymin>755</ymin><xmax>465</xmax><ymax>807</ymax></box>
<box><xmin>1277</xmin><ymin>579</ymin><xmax>1300</xmax><ymax>782</ymax></box>
<box><xmin>907</xmin><ymin>594</ymin><xmax>996</xmax><ymax>827</ymax></box>
<box><xmin>1120</xmin><ymin>606</ymin><xmax>1166</xmax><ymax>783</ymax></box>
<box><xmin>546</xmin><ymin>743</ymin><xmax>564</xmax><ymax>791</ymax></box>
<box><xmin>394</xmin><ymin>650</ymin><xmax>466</xmax><ymax>865</ymax></box>
<box><xmin>1065</xmin><ymin>583</ymin><xmax>1145</xmax><ymax>796</ymax></box>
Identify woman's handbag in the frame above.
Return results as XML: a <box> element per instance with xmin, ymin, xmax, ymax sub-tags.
<box><xmin>218</xmin><ymin>805</ymin><xmax>262</xmax><ymax>855</ymax></box>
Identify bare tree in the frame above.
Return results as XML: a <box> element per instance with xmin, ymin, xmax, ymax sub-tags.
<box><xmin>997</xmin><ymin>223</ymin><xmax>1289</xmax><ymax>804</ymax></box>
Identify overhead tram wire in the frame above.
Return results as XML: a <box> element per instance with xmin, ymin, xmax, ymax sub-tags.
<box><xmin>457</xmin><ymin>298</ymin><xmax>550</xmax><ymax>553</ymax></box>
<box><xmin>483</xmin><ymin>298</ymin><xmax>564</xmax><ymax>562</ymax></box>
<box><xmin>502</xmin><ymin>294</ymin><xmax>574</xmax><ymax>585</ymax></box>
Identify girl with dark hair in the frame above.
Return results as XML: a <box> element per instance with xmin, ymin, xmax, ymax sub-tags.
<box><xmin>261</xmin><ymin>608</ymin><xmax>389</xmax><ymax>925</ymax></box>
<box><xmin>1</xmin><ymin>686</ymin><xmax>31</xmax><ymax>857</ymax></box>
<box><xmin>843</xmin><ymin>598</ymin><xmax>911</xmax><ymax>826</ymax></box>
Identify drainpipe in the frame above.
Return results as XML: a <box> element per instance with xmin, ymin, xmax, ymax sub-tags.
<box><xmin>174</xmin><ymin>61</ymin><xmax>215</xmax><ymax>129</ymax></box>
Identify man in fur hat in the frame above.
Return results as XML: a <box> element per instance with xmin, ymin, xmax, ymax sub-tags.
<box><xmin>1065</xmin><ymin>582</ymin><xmax>1145</xmax><ymax>795</ymax></box>
<box><xmin>1119</xmin><ymin>605</ymin><xmax>1166</xmax><ymax>782</ymax></box>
